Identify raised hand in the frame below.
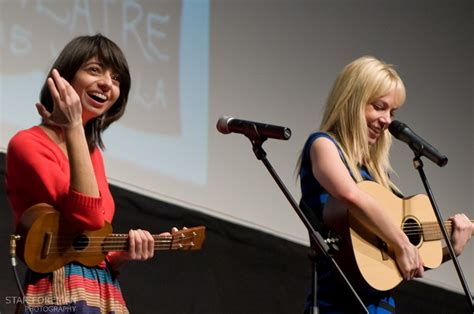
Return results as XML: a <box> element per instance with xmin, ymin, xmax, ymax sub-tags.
<box><xmin>36</xmin><ymin>69</ymin><xmax>83</xmax><ymax>129</ymax></box>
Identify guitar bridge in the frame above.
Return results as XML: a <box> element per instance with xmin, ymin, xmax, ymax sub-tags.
<box><xmin>41</xmin><ymin>232</ymin><xmax>53</xmax><ymax>259</ymax></box>
<box><xmin>378</xmin><ymin>238</ymin><xmax>389</xmax><ymax>261</ymax></box>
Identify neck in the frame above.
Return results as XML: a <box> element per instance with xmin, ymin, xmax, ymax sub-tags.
<box><xmin>39</xmin><ymin>124</ymin><xmax>65</xmax><ymax>143</ymax></box>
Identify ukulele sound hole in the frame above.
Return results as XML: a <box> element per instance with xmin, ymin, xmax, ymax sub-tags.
<box><xmin>72</xmin><ymin>235</ymin><xmax>89</xmax><ymax>251</ymax></box>
<box><xmin>403</xmin><ymin>218</ymin><xmax>422</xmax><ymax>246</ymax></box>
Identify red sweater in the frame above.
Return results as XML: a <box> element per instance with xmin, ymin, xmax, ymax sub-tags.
<box><xmin>6</xmin><ymin>126</ymin><xmax>115</xmax><ymax>230</ymax></box>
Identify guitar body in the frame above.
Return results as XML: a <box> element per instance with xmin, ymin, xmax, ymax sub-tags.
<box><xmin>16</xmin><ymin>203</ymin><xmax>112</xmax><ymax>273</ymax></box>
<box><xmin>324</xmin><ymin>181</ymin><xmax>443</xmax><ymax>291</ymax></box>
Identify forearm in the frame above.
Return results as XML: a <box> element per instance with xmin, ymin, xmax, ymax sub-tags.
<box><xmin>349</xmin><ymin>192</ymin><xmax>411</xmax><ymax>251</ymax></box>
<box><xmin>332</xmin><ymin>188</ymin><xmax>411</xmax><ymax>250</ymax></box>
<box><xmin>64</xmin><ymin>125</ymin><xmax>100</xmax><ymax>197</ymax></box>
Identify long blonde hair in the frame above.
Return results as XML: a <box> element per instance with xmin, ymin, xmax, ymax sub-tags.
<box><xmin>313</xmin><ymin>56</ymin><xmax>405</xmax><ymax>191</ymax></box>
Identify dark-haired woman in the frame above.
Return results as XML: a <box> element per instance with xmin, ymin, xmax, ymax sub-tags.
<box><xmin>6</xmin><ymin>34</ymin><xmax>161</xmax><ymax>313</ymax></box>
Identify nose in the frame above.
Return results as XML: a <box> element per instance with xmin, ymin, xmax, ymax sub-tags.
<box><xmin>98</xmin><ymin>72</ymin><xmax>113</xmax><ymax>90</ymax></box>
<box><xmin>380</xmin><ymin>111</ymin><xmax>392</xmax><ymax>129</ymax></box>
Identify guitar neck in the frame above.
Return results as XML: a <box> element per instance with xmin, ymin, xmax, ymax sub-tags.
<box><xmin>422</xmin><ymin>220</ymin><xmax>474</xmax><ymax>241</ymax></box>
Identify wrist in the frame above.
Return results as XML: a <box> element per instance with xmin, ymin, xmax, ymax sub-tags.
<box><xmin>453</xmin><ymin>245</ymin><xmax>462</xmax><ymax>256</ymax></box>
<box><xmin>63</xmin><ymin>122</ymin><xmax>84</xmax><ymax>134</ymax></box>
<box><xmin>392</xmin><ymin>233</ymin><xmax>412</xmax><ymax>253</ymax></box>
<box><xmin>107</xmin><ymin>252</ymin><xmax>129</xmax><ymax>272</ymax></box>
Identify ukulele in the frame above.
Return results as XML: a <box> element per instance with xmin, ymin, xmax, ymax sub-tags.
<box><xmin>14</xmin><ymin>203</ymin><xmax>205</xmax><ymax>273</ymax></box>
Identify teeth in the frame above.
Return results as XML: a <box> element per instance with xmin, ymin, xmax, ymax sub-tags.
<box><xmin>91</xmin><ymin>92</ymin><xmax>107</xmax><ymax>100</ymax></box>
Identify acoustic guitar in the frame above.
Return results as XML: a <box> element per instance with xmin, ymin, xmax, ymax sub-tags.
<box><xmin>323</xmin><ymin>181</ymin><xmax>474</xmax><ymax>292</ymax></box>
<box><xmin>14</xmin><ymin>203</ymin><xmax>206</xmax><ymax>274</ymax></box>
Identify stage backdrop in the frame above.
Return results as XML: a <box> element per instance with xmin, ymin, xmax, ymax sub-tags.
<box><xmin>0</xmin><ymin>0</ymin><xmax>472</xmax><ymax>295</ymax></box>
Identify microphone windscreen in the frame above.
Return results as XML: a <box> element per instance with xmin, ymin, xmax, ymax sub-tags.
<box><xmin>388</xmin><ymin>120</ymin><xmax>406</xmax><ymax>137</ymax></box>
<box><xmin>216</xmin><ymin>116</ymin><xmax>233</xmax><ymax>134</ymax></box>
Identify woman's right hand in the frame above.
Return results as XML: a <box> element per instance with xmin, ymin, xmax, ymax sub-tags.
<box><xmin>394</xmin><ymin>241</ymin><xmax>424</xmax><ymax>280</ymax></box>
<box><xmin>36</xmin><ymin>68</ymin><xmax>83</xmax><ymax>129</ymax></box>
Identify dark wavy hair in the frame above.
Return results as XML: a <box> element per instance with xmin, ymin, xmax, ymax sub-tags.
<box><xmin>39</xmin><ymin>34</ymin><xmax>131</xmax><ymax>151</ymax></box>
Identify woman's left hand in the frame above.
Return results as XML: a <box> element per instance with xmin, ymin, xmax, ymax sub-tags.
<box><xmin>126</xmin><ymin>229</ymin><xmax>155</xmax><ymax>261</ymax></box>
<box><xmin>125</xmin><ymin>227</ymin><xmax>183</xmax><ymax>260</ymax></box>
<box><xmin>107</xmin><ymin>227</ymin><xmax>181</xmax><ymax>271</ymax></box>
<box><xmin>450</xmin><ymin>213</ymin><xmax>473</xmax><ymax>256</ymax></box>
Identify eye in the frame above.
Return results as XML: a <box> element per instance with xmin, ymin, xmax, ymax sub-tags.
<box><xmin>111</xmin><ymin>73</ymin><xmax>120</xmax><ymax>83</ymax></box>
<box><xmin>371</xmin><ymin>102</ymin><xmax>383</xmax><ymax>110</ymax></box>
<box><xmin>371</xmin><ymin>102</ymin><xmax>382</xmax><ymax>111</ymax></box>
<box><xmin>87</xmin><ymin>65</ymin><xmax>102</xmax><ymax>74</ymax></box>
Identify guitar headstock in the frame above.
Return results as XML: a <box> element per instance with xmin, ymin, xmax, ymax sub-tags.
<box><xmin>171</xmin><ymin>226</ymin><xmax>206</xmax><ymax>250</ymax></box>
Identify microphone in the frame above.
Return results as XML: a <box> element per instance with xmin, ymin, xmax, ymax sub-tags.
<box><xmin>388</xmin><ymin>120</ymin><xmax>448</xmax><ymax>167</ymax></box>
<box><xmin>216</xmin><ymin>116</ymin><xmax>291</xmax><ymax>140</ymax></box>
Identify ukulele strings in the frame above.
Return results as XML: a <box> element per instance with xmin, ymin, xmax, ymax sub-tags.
<box><xmin>46</xmin><ymin>234</ymin><xmax>196</xmax><ymax>243</ymax></box>
<box><xmin>44</xmin><ymin>243</ymin><xmax>198</xmax><ymax>253</ymax></box>
<box><xmin>43</xmin><ymin>234</ymin><xmax>199</xmax><ymax>253</ymax></box>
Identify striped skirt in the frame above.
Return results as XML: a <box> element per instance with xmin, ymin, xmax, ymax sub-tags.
<box><xmin>19</xmin><ymin>262</ymin><xmax>129</xmax><ymax>313</ymax></box>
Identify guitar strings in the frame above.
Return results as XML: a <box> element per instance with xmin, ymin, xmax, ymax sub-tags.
<box><xmin>403</xmin><ymin>222</ymin><xmax>454</xmax><ymax>236</ymax></box>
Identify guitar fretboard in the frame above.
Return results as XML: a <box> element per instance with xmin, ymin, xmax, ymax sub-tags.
<box><xmin>421</xmin><ymin>220</ymin><xmax>474</xmax><ymax>241</ymax></box>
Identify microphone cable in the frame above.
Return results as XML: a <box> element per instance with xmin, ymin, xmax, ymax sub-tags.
<box><xmin>10</xmin><ymin>235</ymin><xmax>33</xmax><ymax>314</ymax></box>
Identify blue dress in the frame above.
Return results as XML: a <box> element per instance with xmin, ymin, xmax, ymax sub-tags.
<box><xmin>299</xmin><ymin>132</ymin><xmax>395</xmax><ymax>314</ymax></box>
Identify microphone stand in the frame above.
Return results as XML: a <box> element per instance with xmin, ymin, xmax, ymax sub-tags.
<box><xmin>242</xmin><ymin>128</ymin><xmax>368</xmax><ymax>314</ymax></box>
<box><xmin>411</xmin><ymin>155</ymin><xmax>474</xmax><ymax>312</ymax></box>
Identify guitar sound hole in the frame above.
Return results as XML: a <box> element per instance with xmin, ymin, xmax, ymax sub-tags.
<box><xmin>403</xmin><ymin>218</ymin><xmax>422</xmax><ymax>246</ymax></box>
<box><xmin>72</xmin><ymin>235</ymin><xmax>89</xmax><ymax>251</ymax></box>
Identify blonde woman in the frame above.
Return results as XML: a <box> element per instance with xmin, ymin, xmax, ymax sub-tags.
<box><xmin>298</xmin><ymin>56</ymin><xmax>472</xmax><ymax>313</ymax></box>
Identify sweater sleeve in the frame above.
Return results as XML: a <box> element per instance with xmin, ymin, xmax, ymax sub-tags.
<box><xmin>6</xmin><ymin>128</ymin><xmax>105</xmax><ymax>230</ymax></box>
